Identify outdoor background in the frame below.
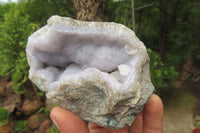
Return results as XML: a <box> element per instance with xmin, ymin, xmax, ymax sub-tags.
<box><xmin>0</xmin><ymin>0</ymin><xmax>199</xmax><ymax>133</ymax></box>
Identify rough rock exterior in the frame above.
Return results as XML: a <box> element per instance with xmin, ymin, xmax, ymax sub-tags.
<box><xmin>26</xmin><ymin>15</ymin><xmax>154</xmax><ymax>129</ymax></box>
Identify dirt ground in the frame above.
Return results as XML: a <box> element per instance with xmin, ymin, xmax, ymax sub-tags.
<box><xmin>163</xmin><ymin>81</ymin><xmax>200</xmax><ymax>133</ymax></box>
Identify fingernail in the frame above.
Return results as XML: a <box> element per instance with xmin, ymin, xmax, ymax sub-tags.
<box><xmin>50</xmin><ymin>114</ymin><xmax>60</xmax><ymax>130</ymax></box>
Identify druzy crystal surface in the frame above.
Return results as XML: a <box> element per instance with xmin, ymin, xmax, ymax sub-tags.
<box><xmin>26</xmin><ymin>15</ymin><xmax>154</xmax><ymax>129</ymax></box>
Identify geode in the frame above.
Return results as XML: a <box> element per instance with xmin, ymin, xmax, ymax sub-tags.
<box><xmin>26</xmin><ymin>15</ymin><xmax>154</xmax><ymax>129</ymax></box>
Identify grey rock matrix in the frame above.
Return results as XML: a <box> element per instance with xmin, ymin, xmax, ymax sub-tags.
<box><xmin>26</xmin><ymin>15</ymin><xmax>154</xmax><ymax>129</ymax></box>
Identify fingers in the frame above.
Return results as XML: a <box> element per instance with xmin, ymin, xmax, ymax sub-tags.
<box><xmin>50</xmin><ymin>107</ymin><xmax>89</xmax><ymax>133</ymax></box>
<box><xmin>88</xmin><ymin>123</ymin><xmax>130</xmax><ymax>133</ymax></box>
<box><xmin>50</xmin><ymin>94</ymin><xmax>163</xmax><ymax>133</ymax></box>
<box><xmin>143</xmin><ymin>94</ymin><xmax>163</xmax><ymax>133</ymax></box>
<box><xmin>131</xmin><ymin>112</ymin><xmax>143</xmax><ymax>133</ymax></box>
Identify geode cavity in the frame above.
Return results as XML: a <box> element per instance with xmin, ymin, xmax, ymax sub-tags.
<box><xmin>26</xmin><ymin>15</ymin><xmax>154</xmax><ymax>129</ymax></box>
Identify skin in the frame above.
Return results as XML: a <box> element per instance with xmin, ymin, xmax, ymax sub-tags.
<box><xmin>50</xmin><ymin>94</ymin><xmax>163</xmax><ymax>133</ymax></box>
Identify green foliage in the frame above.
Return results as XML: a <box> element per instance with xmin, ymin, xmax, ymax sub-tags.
<box><xmin>49</xmin><ymin>123</ymin><xmax>59</xmax><ymax>133</ymax></box>
<box><xmin>19</xmin><ymin>0</ymin><xmax>76</xmax><ymax>25</ymax></box>
<box><xmin>166</xmin><ymin>7</ymin><xmax>198</xmax><ymax>66</ymax></box>
<box><xmin>37</xmin><ymin>107</ymin><xmax>50</xmax><ymax>117</ymax></box>
<box><xmin>148</xmin><ymin>49</ymin><xmax>178</xmax><ymax>94</ymax></box>
<box><xmin>103</xmin><ymin>0</ymin><xmax>133</xmax><ymax>29</ymax></box>
<box><xmin>0</xmin><ymin>3</ymin><xmax>15</xmax><ymax>21</ymax></box>
<box><xmin>38</xmin><ymin>91</ymin><xmax>45</xmax><ymax>96</ymax></box>
<box><xmin>165</xmin><ymin>52</ymin><xmax>184</xmax><ymax>68</ymax></box>
<box><xmin>14</xmin><ymin>120</ymin><xmax>28</xmax><ymax>133</ymax></box>
<box><xmin>0</xmin><ymin>108</ymin><xmax>10</xmax><ymax>127</ymax></box>
<box><xmin>164</xmin><ymin>0</ymin><xmax>200</xmax><ymax>66</ymax></box>
<box><xmin>103</xmin><ymin>0</ymin><xmax>160</xmax><ymax>49</ymax></box>
<box><xmin>36</xmin><ymin>107</ymin><xmax>45</xmax><ymax>114</ymax></box>
<box><xmin>0</xmin><ymin>5</ymin><xmax>39</xmax><ymax>93</ymax></box>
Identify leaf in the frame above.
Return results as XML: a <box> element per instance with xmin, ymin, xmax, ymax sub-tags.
<box><xmin>36</xmin><ymin>107</ymin><xmax>44</xmax><ymax>114</ymax></box>
<box><xmin>14</xmin><ymin>120</ymin><xmax>28</xmax><ymax>133</ymax></box>
<box><xmin>38</xmin><ymin>91</ymin><xmax>44</xmax><ymax>96</ymax></box>
<box><xmin>0</xmin><ymin>108</ymin><xmax>10</xmax><ymax>127</ymax></box>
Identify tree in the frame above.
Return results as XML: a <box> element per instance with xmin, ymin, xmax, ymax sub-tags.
<box><xmin>73</xmin><ymin>0</ymin><xmax>104</xmax><ymax>21</ymax></box>
<box><xmin>158</xmin><ymin>0</ymin><xmax>181</xmax><ymax>59</ymax></box>
<box><xmin>131</xmin><ymin>0</ymin><xmax>135</xmax><ymax>31</ymax></box>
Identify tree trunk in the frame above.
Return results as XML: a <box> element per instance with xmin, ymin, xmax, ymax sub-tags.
<box><xmin>131</xmin><ymin>0</ymin><xmax>135</xmax><ymax>31</ymax></box>
<box><xmin>158</xmin><ymin>0</ymin><xmax>166</xmax><ymax>59</ymax></box>
<box><xmin>159</xmin><ymin>30</ymin><xmax>166</xmax><ymax>59</ymax></box>
<box><xmin>158</xmin><ymin>0</ymin><xmax>180</xmax><ymax>59</ymax></box>
<box><xmin>73</xmin><ymin>0</ymin><xmax>104</xmax><ymax>21</ymax></box>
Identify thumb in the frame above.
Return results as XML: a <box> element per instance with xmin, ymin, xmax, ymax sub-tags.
<box><xmin>50</xmin><ymin>107</ymin><xmax>89</xmax><ymax>133</ymax></box>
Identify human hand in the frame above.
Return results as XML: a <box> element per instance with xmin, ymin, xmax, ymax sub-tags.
<box><xmin>50</xmin><ymin>94</ymin><xmax>163</xmax><ymax>133</ymax></box>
